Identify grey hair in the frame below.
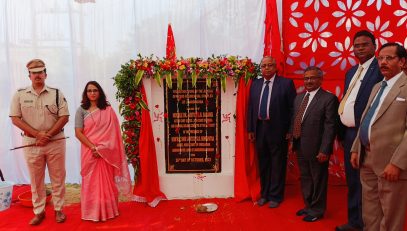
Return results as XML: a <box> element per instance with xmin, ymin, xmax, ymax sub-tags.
<box><xmin>260</xmin><ymin>56</ymin><xmax>275</xmax><ymax>65</ymax></box>
<box><xmin>304</xmin><ymin>66</ymin><xmax>323</xmax><ymax>78</ymax></box>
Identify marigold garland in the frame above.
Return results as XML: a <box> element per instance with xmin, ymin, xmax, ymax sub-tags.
<box><xmin>114</xmin><ymin>54</ymin><xmax>259</xmax><ymax>181</ymax></box>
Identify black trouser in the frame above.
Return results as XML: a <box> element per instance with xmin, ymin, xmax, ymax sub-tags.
<box><xmin>295</xmin><ymin>146</ymin><xmax>329</xmax><ymax>218</ymax></box>
<box><xmin>255</xmin><ymin>120</ymin><xmax>288</xmax><ymax>203</ymax></box>
<box><xmin>344</xmin><ymin>127</ymin><xmax>363</xmax><ymax>228</ymax></box>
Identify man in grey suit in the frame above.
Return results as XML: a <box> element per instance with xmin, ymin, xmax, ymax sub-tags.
<box><xmin>290</xmin><ymin>66</ymin><xmax>338</xmax><ymax>222</ymax></box>
<box><xmin>351</xmin><ymin>43</ymin><xmax>407</xmax><ymax>231</ymax></box>
<box><xmin>336</xmin><ymin>30</ymin><xmax>383</xmax><ymax>231</ymax></box>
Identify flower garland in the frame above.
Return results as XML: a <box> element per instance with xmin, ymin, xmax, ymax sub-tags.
<box><xmin>114</xmin><ymin>54</ymin><xmax>259</xmax><ymax>181</ymax></box>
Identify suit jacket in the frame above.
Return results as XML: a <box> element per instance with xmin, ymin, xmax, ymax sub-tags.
<box><xmin>247</xmin><ymin>76</ymin><xmax>296</xmax><ymax>143</ymax></box>
<box><xmin>351</xmin><ymin>73</ymin><xmax>407</xmax><ymax>179</ymax></box>
<box><xmin>292</xmin><ymin>89</ymin><xmax>338</xmax><ymax>159</ymax></box>
<box><xmin>338</xmin><ymin>59</ymin><xmax>383</xmax><ymax>139</ymax></box>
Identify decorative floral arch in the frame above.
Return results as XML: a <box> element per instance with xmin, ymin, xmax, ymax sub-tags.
<box><xmin>114</xmin><ymin>55</ymin><xmax>258</xmax><ymax>179</ymax></box>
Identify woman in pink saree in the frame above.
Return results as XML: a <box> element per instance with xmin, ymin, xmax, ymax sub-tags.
<box><xmin>75</xmin><ymin>81</ymin><xmax>131</xmax><ymax>222</ymax></box>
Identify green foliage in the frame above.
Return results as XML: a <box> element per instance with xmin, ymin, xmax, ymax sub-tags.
<box><xmin>113</xmin><ymin>55</ymin><xmax>259</xmax><ymax>180</ymax></box>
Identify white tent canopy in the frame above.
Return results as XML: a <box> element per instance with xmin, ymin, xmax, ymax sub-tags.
<box><xmin>1</xmin><ymin>0</ymin><xmax>283</xmax><ymax>197</ymax></box>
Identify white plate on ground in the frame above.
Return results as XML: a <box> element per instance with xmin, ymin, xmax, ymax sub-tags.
<box><xmin>201</xmin><ymin>203</ymin><xmax>218</xmax><ymax>212</ymax></box>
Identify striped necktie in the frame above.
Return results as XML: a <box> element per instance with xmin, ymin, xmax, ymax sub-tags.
<box><xmin>293</xmin><ymin>93</ymin><xmax>310</xmax><ymax>139</ymax></box>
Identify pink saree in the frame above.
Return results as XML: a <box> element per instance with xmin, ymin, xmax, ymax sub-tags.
<box><xmin>81</xmin><ymin>106</ymin><xmax>131</xmax><ymax>221</ymax></box>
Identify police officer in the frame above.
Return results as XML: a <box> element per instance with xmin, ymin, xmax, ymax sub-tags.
<box><xmin>9</xmin><ymin>59</ymin><xmax>69</xmax><ymax>225</ymax></box>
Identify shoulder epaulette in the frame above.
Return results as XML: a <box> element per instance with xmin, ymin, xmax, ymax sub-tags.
<box><xmin>17</xmin><ymin>88</ymin><xmax>27</xmax><ymax>92</ymax></box>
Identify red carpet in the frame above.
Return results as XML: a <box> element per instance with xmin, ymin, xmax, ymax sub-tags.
<box><xmin>0</xmin><ymin>184</ymin><xmax>405</xmax><ymax>231</ymax></box>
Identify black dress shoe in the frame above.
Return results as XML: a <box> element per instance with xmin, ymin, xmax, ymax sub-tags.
<box><xmin>296</xmin><ymin>209</ymin><xmax>307</xmax><ymax>216</ymax></box>
<box><xmin>335</xmin><ymin>223</ymin><xmax>361</xmax><ymax>231</ymax></box>
<box><xmin>303</xmin><ymin>215</ymin><xmax>320</xmax><ymax>222</ymax></box>
<box><xmin>257</xmin><ymin>198</ymin><xmax>268</xmax><ymax>206</ymax></box>
<box><xmin>268</xmin><ymin>201</ymin><xmax>280</xmax><ymax>208</ymax></box>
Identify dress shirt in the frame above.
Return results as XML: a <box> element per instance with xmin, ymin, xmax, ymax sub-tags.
<box><xmin>302</xmin><ymin>88</ymin><xmax>320</xmax><ymax>120</ymax></box>
<box><xmin>340</xmin><ymin>56</ymin><xmax>375</xmax><ymax>127</ymax></box>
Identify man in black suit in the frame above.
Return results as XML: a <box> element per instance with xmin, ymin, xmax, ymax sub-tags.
<box><xmin>290</xmin><ymin>66</ymin><xmax>338</xmax><ymax>222</ymax></box>
<box><xmin>336</xmin><ymin>30</ymin><xmax>383</xmax><ymax>231</ymax></box>
<box><xmin>247</xmin><ymin>56</ymin><xmax>296</xmax><ymax>208</ymax></box>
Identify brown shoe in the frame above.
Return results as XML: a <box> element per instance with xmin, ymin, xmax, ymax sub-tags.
<box><xmin>55</xmin><ymin>211</ymin><xmax>66</xmax><ymax>223</ymax></box>
<box><xmin>29</xmin><ymin>211</ymin><xmax>45</xmax><ymax>225</ymax></box>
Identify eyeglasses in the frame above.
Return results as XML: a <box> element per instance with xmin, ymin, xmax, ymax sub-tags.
<box><xmin>87</xmin><ymin>89</ymin><xmax>99</xmax><ymax>93</ymax></box>
<box><xmin>377</xmin><ymin>55</ymin><xmax>398</xmax><ymax>62</ymax></box>
<box><xmin>303</xmin><ymin>76</ymin><xmax>321</xmax><ymax>81</ymax></box>
<box><xmin>260</xmin><ymin>64</ymin><xmax>276</xmax><ymax>68</ymax></box>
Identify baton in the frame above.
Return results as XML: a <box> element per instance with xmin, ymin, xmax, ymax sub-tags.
<box><xmin>10</xmin><ymin>136</ymin><xmax>70</xmax><ymax>151</ymax></box>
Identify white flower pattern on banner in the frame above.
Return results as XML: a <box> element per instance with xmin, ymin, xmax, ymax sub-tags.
<box><xmin>394</xmin><ymin>0</ymin><xmax>407</xmax><ymax>28</ymax></box>
<box><xmin>294</xmin><ymin>57</ymin><xmax>325</xmax><ymax>75</ymax></box>
<box><xmin>366</xmin><ymin>16</ymin><xmax>393</xmax><ymax>46</ymax></box>
<box><xmin>289</xmin><ymin>2</ymin><xmax>303</xmax><ymax>27</ymax></box>
<box><xmin>367</xmin><ymin>0</ymin><xmax>392</xmax><ymax>11</ymax></box>
<box><xmin>404</xmin><ymin>36</ymin><xmax>407</xmax><ymax>48</ymax></box>
<box><xmin>335</xmin><ymin>86</ymin><xmax>342</xmax><ymax>98</ymax></box>
<box><xmin>286</xmin><ymin>42</ymin><xmax>301</xmax><ymax>66</ymax></box>
<box><xmin>304</xmin><ymin>0</ymin><xmax>329</xmax><ymax>12</ymax></box>
<box><xmin>332</xmin><ymin>0</ymin><xmax>365</xmax><ymax>31</ymax></box>
<box><xmin>299</xmin><ymin>18</ymin><xmax>332</xmax><ymax>52</ymax></box>
<box><xmin>329</xmin><ymin>37</ymin><xmax>357</xmax><ymax>70</ymax></box>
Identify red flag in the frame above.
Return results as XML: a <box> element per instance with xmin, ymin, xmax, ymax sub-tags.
<box><xmin>132</xmin><ymin>85</ymin><xmax>167</xmax><ymax>207</ymax></box>
<box><xmin>234</xmin><ymin>78</ymin><xmax>260</xmax><ymax>202</ymax></box>
<box><xmin>166</xmin><ymin>24</ymin><xmax>176</xmax><ymax>61</ymax></box>
<box><xmin>263</xmin><ymin>0</ymin><xmax>284</xmax><ymax>73</ymax></box>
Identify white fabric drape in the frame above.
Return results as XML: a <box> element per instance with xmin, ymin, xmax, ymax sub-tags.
<box><xmin>0</xmin><ymin>0</ymin><xmax>266</xmax><ymax>184</ymax></box>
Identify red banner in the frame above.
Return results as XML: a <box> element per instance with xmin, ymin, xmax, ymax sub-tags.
<box><xmin>166</xmin><ymin>24</ymin><xmax>176</xmax><ymax>61</ymax></box>
<box><xmin>264</xmin><ymin>0</ymin><xmax>284</xmax><ymax>72</ymax></box>
<box><xmin>282</xmin><ymin>0</ymin><xmax>407</xmax><ymax>183</ymax></box>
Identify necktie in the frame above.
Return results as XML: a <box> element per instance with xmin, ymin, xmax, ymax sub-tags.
<box><xmin>338</xmin><ymin>66</ymin><xmax>364</xmax><ymax>114</ymax></box>
<box><xmin>293</xmin><ymin>93</ymin><xmax>310</xmax><ymax>139</ymax></box>
<box><xmin>359</xmin><ymin>81</ymin><xmax>388</xmax><ymax>147</ymax></box>
<box><xmin>259</xmin><ymin>80</ymin><xmax>270</xmax><ymax>120</ymax></box>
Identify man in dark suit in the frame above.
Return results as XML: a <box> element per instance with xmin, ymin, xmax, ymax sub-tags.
<box><xmin>336</xmin><ymin>30</ymin><xmax>383</xmax><ymax>231</ymax></box>
<box><xmin>350</xmin><ymin>43</ymin><xmax>407</xmax><ymax>231</ymax></box>
<box><xmin>290</xmin><ymin>66</ymin><xmax>338</xmax><ymax>222</ymax></box>
<box><xmin>247</xmin><ymin>56</ymin><xmax>296</xmax><ymax>208</ymax></box>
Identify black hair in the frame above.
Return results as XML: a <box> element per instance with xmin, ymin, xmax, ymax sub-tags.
<box><xmin>353</xmin><ymin>30</ymin><xmax>376</xmax><ymax>45</ymax></box>
<box><xmin>379</xmin><ymin>42</ymin><xmax>407</xmax><ymax>59</ymax></box>
<box><xmin>81</xmin><ymin>81</ymin><xmax>110</xmax><ymax>110</ymax></box>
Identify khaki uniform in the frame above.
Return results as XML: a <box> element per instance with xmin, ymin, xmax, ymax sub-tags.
<box><xmin>10</xmin><ymin>85</ymin><xmax>69</xmax><ymax>214</ymax></box>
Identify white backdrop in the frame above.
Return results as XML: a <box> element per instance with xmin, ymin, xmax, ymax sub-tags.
<box><xmin>0</xmin><ymin>0</ymin><xmax>276</xmax><ymax>197</ymax></box>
